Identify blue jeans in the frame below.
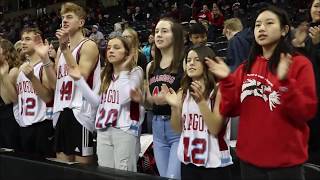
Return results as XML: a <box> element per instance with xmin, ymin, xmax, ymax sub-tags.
<box><xmin>152</xmin><ymin>115</ymin><xmax>181</xmax><ymax>179</ymax></box>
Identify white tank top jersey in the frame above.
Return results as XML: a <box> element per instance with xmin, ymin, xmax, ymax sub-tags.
<box><xmin>95</xmin><ymin>67</ymin><xmax>144</xmax><ymax>136</ymax></box>
<box><xmin>53</xmin><ymin>39</ymin><xmax>101</xmax><ymax>132</ymax></box>
<box><xmin>13</xmin><ymin>62</ymin><xmax>50</xmax><ymax>127</ymax></box>
<box><xmin>177</xmin><ymin>90</ymin><xmax>233</xmax><ymax>168</ymax></box>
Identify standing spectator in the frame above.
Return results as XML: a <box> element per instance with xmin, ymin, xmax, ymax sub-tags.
<box><xmin>122</xmin><ymin>27</ymin><xmax>147</xmax><ymax>77</ymax></box>
<box><xmin>146</xmin><ymin>17</ymin><xmax>185</xmax><ymax>179</ymax></box>
<box><xmin>47</xmin><ymin>2</ymin><xmax>100</xmax><ymax>164</ymax></box>
<box><xmin>206</xmin><ymin>6</ymin><xmax>317</xmax><ymax>180</ymax></box>
<box><xmin>0</xmin><ymin>39</ymin><xmax>22</xmax><ymax>151</ymax></box>
<box><xmin>223</xmin><ymin>18</ymin><xmax>253</xmax><ymax>71</ymax></box>
<box><xmin>292</xmin><ymin>0</ymin><xmax>320</xmax><ymax>164</ymax></box>
<box><xmin>164</xmin><ymin>45</ymin><xmax>233</xmax><ymax>180</ymax></box>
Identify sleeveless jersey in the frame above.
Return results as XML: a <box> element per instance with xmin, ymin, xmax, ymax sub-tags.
<box><xmin>13</xmin><ymin>62</ymin><xmax>48</xmax><ymax>127</ymax></box>
<box><xmin>53</xmin><ymin>39</ymin><xmax>101</xmax><ymax>132</ymax></box>
<box><xmin>148</xmin><ymin>63</ymin><xmax>183</xmax><ymax>115</ymax></box>
<box><xmin>95</xmin><ymin>67</ymin><xmax>144</xmax><ymax>136</ymax></box>
<box><xmin>177</xmin><ymin>90</ymin><xmax>233</xmax><ymax>168</ymax></box>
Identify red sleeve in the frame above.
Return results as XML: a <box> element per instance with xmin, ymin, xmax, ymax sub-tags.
<box><xmin>219</xmin><ymin>64</ymin><xmax>244</xmax><ymax>117</ymax></box>
<box><xmin>275</xmin><ymin>56</ymin><xmax>318</xmax><ymax>124</ymax></box>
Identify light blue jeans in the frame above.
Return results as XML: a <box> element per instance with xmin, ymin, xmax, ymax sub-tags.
<box><xmin>152</xmin><ymin>115</ymin><xmax>181</xmax><ymax>179</ymax></box>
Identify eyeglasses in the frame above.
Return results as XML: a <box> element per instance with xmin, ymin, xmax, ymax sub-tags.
<box><xmin>123</xmin><ymin>35</ymin><xmax>133</xmax><ymax>39</ymax></box>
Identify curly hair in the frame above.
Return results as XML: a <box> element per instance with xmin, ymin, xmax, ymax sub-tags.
<box><xmin>0</xmin><ymin>39</ymin><xmax>22</xmax><ymax>69</ymax></box>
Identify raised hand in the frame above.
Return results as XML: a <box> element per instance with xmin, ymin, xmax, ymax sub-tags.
<box><xmin>0</xmin><ymin>61</ymin><xmax>9</xmax><ymax>80</ymax></box>
<box><xmin>121</xmin><ymin>53</ymin><xmax>134</xmax><ymax>71</ymax></box>
<box><xmin>164</xmin><ymin>87</ymin><xmax>179</xmax><ymax>107</ymax></box>
<box><xmin>190</xmin><ymin>81</ymin><xmax>204</xmax><ymax>103</ymax></box>
<box><xmin>68</xmin><ymin>66</ymin><xmax>81</xmax><ymax>81</ymax></box>
<box><xmin>55</xmin><ymin>28</ymin><xmax>70</xmax><ymax>50</ymax></box>
<box><xmin>20</xmin><ymin>62</ymin><xmax>34</xmax><ymax>79</ymax></box>
<box><xmin>34</xmin><ymin>36</ymin><xmax>50</xmax><ymax>60</ymax></box>
<box><xmin>130</xmin><ymin>88</ymin><xmax>143</xmax><ymax>103</ymax></box>
<box><xmin>309</xmin><ymin>25</ymin><xmax>320</xmax><ymax>45</ymax></box>
<box><xmin>277</xmin><ymin>53</ymin><xmax>292</xmax><ymax>81</ymax></box>
<box><xmin>205</xmin><ymin>56</ymin><xmax>230</xmax><ymax>79</ymax></box>
<box><xmin>292</xmin><ymin>22</ymin><xmax>308</xmax><ymax>47</ymax></box>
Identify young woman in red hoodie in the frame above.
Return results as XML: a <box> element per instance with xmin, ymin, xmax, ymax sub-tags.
<box><xmin>206</xmin><ymin>6</ymin><xmax>317</xmax><ymax>180</ymax></box>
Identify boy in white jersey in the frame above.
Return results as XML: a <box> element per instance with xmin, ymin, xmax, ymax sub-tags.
<box><xmin>42</xmin><ymin>2</ymin><xmax>100</xmax><ymax>164</ymax></box>
<box><xmin>164</xmin><ymin>45</ymin><xmax>232</xmax><ymax>180</ymax></box>
<box><xmin>9</xmin><ymin>28</ymin><xmax>54</xmax><ymax>157</ymax></box>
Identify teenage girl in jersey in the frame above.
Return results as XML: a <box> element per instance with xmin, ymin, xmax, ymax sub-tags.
<box><xmin>146</xmin><ymin>17</ymin><xmax>185</xmax><ymax>179</ymax></box>
<box><xmin>206</xmin><ymin>6</ymin><xmax>317</xmax><ymax>180</ymax></box>
<box><xmin>68</xmin><ymin>36</ymin><xmax>144</xmax><ymax>171</ymax></box>
<box><xmin>164</xmin><ymin>45</ymin><xmax>232</xmax><ymax>180</ymax></box>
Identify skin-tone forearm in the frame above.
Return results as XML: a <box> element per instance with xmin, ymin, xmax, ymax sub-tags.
<box><xmin>0</xmin><ymin>74</ymin><xmax>17</xmax><ymax>103</ymax></box>
<box><xmin>61</xmin><ymin>47</ymin><xmax>78</xmax><ymax>69</ymax></box>
<box><xmin>28</xmin><ymin>74</ymin><xmax>53</xmax><ymax>103</ymax></box>
<box><xmin>42</xmin><ymin>56</ymin><xmax>57</xmax><ymax>90</ymax></box>
<box><xmin>197</xmin><ymin>100</ymin><xmax>223</xmax><ymax>136</ymax></box>
<box><xmin>170</xmin><ymin>105</ymin><xmax>182</xmax><ymax>132</ymax></box>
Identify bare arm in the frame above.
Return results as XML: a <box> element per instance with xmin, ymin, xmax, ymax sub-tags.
<box><xmin>20</xmin><ymin>63</ymin><xmax>53</xmax><ymax>103</ymax></box>
<box><xmin>197</xmin><ymin>89</ymin><xmax>224</xmax><ymax>136</ymax></box>
<box><xmin>0</xmin><ymin>66</ymin><xmax>18</xmax><ymax>104</ymax></box>
<box><xmin>62</xmin><ymin>41</ymin><xmax>99</xmax><ymax>80</ymax></box>
<box><xmin>169</xmin><ymin>90</ymin><xmax>183</xmax><ymax>132</ymax></box>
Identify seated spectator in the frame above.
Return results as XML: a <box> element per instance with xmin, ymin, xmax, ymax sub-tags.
<box><xmin>142</xmin><ymin>34</ymin><xmax>154</xmax><ymax>63</ymax></box>
<box><xmin>89</xmin><ymin>24</ymin><xmax>106</xmax><ymax>58</ymax></box>
<box><xmin>189</xmin><ymin>22</ymin><xmax>207</xmax><ymax>47</ymax></box>
<box><xmin>197</xmin><ymin>4</ymin><xmax>212</xmax><ymax>23</ymax></box>
<box><xmin>211</xmin><ymin>3</ymin><xmax>224</xmax><ymax>28</ymax></box>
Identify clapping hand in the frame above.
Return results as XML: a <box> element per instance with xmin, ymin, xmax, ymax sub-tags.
<box><xmin>277</xmin><ymin>53</ymin><xmax>292</xmax><ymax>81</ymax></box>
<box><xmin>205</xmin><ymin>56</ymin><xmax>230</xmax><ymax>79</ymax></box>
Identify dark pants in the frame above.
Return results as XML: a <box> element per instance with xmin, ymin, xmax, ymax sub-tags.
<box><xmin>240</xmin><ymin>160</ymin><xmax>305</xmax><ymax>180</ymax></box>
<box><xmin>181</xmin><ymin>163</ymin><xmax>232</xmax><ymax>180</ymax></box>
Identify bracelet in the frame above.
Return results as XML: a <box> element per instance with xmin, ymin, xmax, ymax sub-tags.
<box><xmin>42</xmin><ymin>61</ymin><xmax>52</xmax><ymax>67</ymax></box>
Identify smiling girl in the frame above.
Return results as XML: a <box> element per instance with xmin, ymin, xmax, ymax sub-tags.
<box><xmin>164</xmin><ymin>45</ymin><xmax>233</xmax><ymax>180</ymax></box>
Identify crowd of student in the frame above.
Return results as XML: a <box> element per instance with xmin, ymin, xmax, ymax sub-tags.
<box><xmin>0</xmin><ymin>1</ymin><xmax>319</xmax><ymax>180</ymax></box>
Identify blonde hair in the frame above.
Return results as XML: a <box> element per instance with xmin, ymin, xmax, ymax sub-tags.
<box><xmin>224</xmin><ymin>18</ymin><xmax>243</xmax><ymax>32</ymax></box>
<box><xmin>123</xmin><ymin>27</ymin><xmax>140</xmax><ymax>64</ymax></box>
<box><xmin>60</xmin><ymin>2</ymin><xmax>86</xmax><ymax>19</ymax></box>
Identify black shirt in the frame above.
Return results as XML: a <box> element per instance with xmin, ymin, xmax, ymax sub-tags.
<box><xmin>148</xmin><ymin>63</ymin><xmax>183</xmax><ymax>115</ymax></box>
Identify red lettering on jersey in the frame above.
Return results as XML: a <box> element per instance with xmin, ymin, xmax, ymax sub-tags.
<box><xmin>106</xmin><ymin>90</ymin><xmax>119</xmax><ymax>104</ymax></box>
<box><xmin>57</xmin><ymin>64</ymin><xmax>69</xmax><ymax>79</ymax></box>
<box><xmin>184</xmin><ymin>113</ymin><xmax>204</xmax><ymax>132</ymax></box>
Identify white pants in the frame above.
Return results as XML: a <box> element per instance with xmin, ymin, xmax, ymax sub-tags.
<box><xmin>97</xmin><ymin>127</ymin><xmax>139</xmax><ymax>171</ymax></box>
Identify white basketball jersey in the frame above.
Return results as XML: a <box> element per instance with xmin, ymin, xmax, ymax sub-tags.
<box><xmin>13</xmin><ymin>62</ymin><xmax>48</xmax><ymax>127</ymax></box>
<box><xmin>53</xmin><ymin>39</ymin><xmax>101</xmax><ymax>132</ymax></box>
<box><xmin>95</xmin><ymin>68</ymin><xmax>144</xmax><ymax>136</ymax></box>
<box><xmin>177</xmin><ymin>90</ymin><xmax>233</xmax><ymax>168</ymax></box>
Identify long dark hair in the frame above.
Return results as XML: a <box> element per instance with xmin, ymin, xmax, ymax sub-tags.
<box><xmin>181</xmin><ymin>45</ymin><xmax>216</xmax><ymax>99</ymax></box>
<box><xmin>149</xmin><ymin>17</ymin><xmax>184</xmax><ymax>76</ymax></box>
<box><xmin>245</xmin><ymin>6</ymin><xmax>293</xmax><ymax>74</ymax></box>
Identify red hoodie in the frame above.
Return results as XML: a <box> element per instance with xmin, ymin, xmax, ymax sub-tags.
<box><xmin>220</xmin><ymin>55</ymin><xmax>317</xmax><ymax>168</ymax></box>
